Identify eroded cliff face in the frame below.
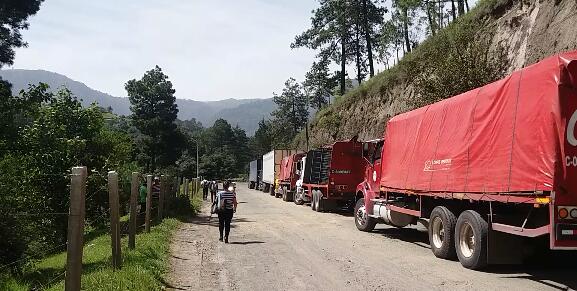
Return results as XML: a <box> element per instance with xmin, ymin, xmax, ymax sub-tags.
<box><xmin>299</xmin><ymin>0</ymin><xmax>577</xmax><ymax>148</ymax></box>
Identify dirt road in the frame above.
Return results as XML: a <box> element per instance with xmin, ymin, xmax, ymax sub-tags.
<box><xmin>168</xmin><ymin>183</ymin><xmax>577</xmax><ymax>291</ymax></box>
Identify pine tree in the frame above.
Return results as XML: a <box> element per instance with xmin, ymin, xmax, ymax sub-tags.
<box><xmin>292</xmin><ymin>0</ymin><xmax>352</xmax><ymax>95</ymax></box>
<box><xmin>304</xmin><ymin>59</ymin><xmax>338</xmax><ymax>110</ymax></box>
<box><xmin>271</xmin><ymin>78</ymin><xmax>309</xmax><ymax>139</ymax></box>
<box><xmin>125</xmin><ymin>66</ymin><xmax>181</xmax><ymax>171</ymax></box>
<box><xmin>0</xmin><ymin>0</ymin><xmax>43</xmax><ymax>67</ymax></box>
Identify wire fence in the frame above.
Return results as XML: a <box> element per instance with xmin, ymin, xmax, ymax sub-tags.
<box><xmin>1</xmin><ymin>168</ymin><xmax>190</xmax><ymax>290</ymax></box>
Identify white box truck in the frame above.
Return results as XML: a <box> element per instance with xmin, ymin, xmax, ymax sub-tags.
<box><xmin>262</xmin><ymin>149</ymin><xmax>300</xmax><ymax>196</ymax></box>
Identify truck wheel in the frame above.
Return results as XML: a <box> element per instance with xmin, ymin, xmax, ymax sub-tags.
<box><xmin>354</xmin><ymin>198</ymin><xmax>376</xmax><ymax>232</ymax></box>
<box><xmin>287</xmin><ymin>191</ymin><xmax>294</xmax><ymax>202</ymax></box>
<box><xmin>316</xmin><ymin>193</ymin><xmax>325</xmax><ymax>212</ymax></box>
<box><xmin>429</xmin><ymin>206</ymin><xmax>457</xmax><ymax>259</ymax></box>
<box><xmin>294</xmin><ymin>191</ymin><xmax>304</xmax><ymax>205</ymax></box>
<box><xmin>455</xmin><ymin>210</ymin><xmax>488</xmax><ymax>270</ymax></box>
<box><xmin>311</xmin><ymin>191</ymin><xmax>317</xmax><ymax>211</ymax></box>
<box><xmin>270</xmin><ymin>185</ymin><xmax>275</xmax><ymax>196</ymax></box>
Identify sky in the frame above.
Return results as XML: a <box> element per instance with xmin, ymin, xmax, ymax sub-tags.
<box><xmin>10</xmin><ymin>0</ymin><xmax>319</xmax><ymax>101</ymax></box>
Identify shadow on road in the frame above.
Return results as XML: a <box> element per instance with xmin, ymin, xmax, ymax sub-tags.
<box><xmin>373</xmin><ymin>226</ymin><xmax>577</xmax><ymax>290</ymax></box>
<box><xmin>228</xmin><ymin>241</ymin><xmax>265</xmax><ymax>245</ymax></box>
<box><xmin>181</xmin><ymin>214</ymin><xmax>255</xmax><ymax>229</ymax></box>
<box><xmin>374</xmin><ymin>227</ymin><xmax>430</xmax><ymax>249</ymax></box>
<box><xmin>485</xmin><ymin>265</ymin><xmax>577</xmax><ymax>290</ymax></box>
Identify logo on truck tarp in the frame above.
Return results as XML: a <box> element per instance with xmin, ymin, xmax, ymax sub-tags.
<box><xmin>424</xmin><ymin>159</ymin><xmax>452</xmax><ymax>171</ymax></box>
<box><xmin>568</xmin><ymin>110</ymin><xmax>577</xmax><ymax>147</ymax></box>
<box><xmin>566</xmin><ymin>110</ymin><xmax>577</xmax><ymax>167</ymax></box>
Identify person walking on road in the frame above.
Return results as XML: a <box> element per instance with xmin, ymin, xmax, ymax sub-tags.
<box><xmin>138</xmin><ymin>179</ymin><xmax>147</xmax><ymax>226</ymax></box>
<box><xmin>201</xmin><ymin>179</ymin><xmax>209</xmax><ymax>201</ymax></box>
<box><xmin>216</xmin><ymin>181</ymin><xmax>237</xmax><ymax>243</ymax></box>
<box><xmin>210</xmin><ymin>180</ymin><xmax>218</xmax><ymax>203</ymax></box>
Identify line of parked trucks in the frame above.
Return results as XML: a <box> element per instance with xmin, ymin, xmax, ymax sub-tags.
<box><xmin>248</xmin><ymin>51</ymin><xmax>577</xmax><ymax>269</ymax></box>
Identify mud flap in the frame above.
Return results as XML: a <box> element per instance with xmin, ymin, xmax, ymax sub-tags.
<box><xmin>487</xmin><ymin>229</ymin><xmax>525</xmax><ymax>265</ymax></box>
<box><xmin>287</xmin><ymin>191</ymin><xmax>294</xmax><ymax>201</ymax></box>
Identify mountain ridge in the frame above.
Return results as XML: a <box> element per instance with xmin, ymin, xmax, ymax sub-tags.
<box><xmin>0</xmin><ymin>69</ymin><xmax>274</xmax><ymax>134</ymax></box>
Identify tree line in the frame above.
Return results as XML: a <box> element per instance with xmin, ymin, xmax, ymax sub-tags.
<box><xmin>0</xmin><ymin>0</ymin><xmax>251</xmax><ymax>272</ymax></box>
<box><xmin>249</xmin><ymin>0</ymin><xmax>473</xmax><ymax>157</ymax></box>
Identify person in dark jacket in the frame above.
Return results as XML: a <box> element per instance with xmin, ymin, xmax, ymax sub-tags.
<box><xmin>210</xmin><ymin>180</ymin><xmax>218</xmax><ymax>203</ymax></box>
<box><xmin>202</xmin><ymin>179</ymin><xmax>209</xmax><ymax>200</ymax></box>
<box><xmin>216</xmin><ymin>181</ymin><xmax>237</xmax><ymax>243</ymax></box>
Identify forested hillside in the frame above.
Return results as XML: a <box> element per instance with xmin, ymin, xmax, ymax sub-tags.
<box><xmin>295</xmin><ymin>0</ymin><xmax>577</xmax><ymax>147</ymax></box>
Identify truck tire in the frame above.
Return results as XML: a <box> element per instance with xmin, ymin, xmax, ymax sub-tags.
<box><xmin>316</xmin><ymin>192</ymin><xmax>325</xmax><ymax>212</ymax></box>
<box><xmin>311</xmin><ymin>191</ymin><xmax>317</xmax><ymax>211</ymax></box>
<box><xmin>249</xmin><ymin>182</ymin><xmax>254</xmax><ymax>189</ymax></box>
<box><xmin>294</xmin><ymin>191</ymin><xmax>304</xmax><ymax>205</ymax></box>
<box><xmin>270</xmin><ymin>185</ymin><xmax>275</xmax><ymax>196</ymax></box>
<box><xmin>455</xmin><ymin>210</ymin><xmax>488</xmax><ymax>270</ymax></box>
<box><xmin>429</xmin><ymin>206</ymin><xmax>457</xmax><ymax>260</ymax></box>
<box><xmin>354</xmin><ymin>198</ymin><xmax>376</xmax><ymax>232</ymax></box>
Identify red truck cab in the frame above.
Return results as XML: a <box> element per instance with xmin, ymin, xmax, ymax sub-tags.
<box><xmin>277</xmin><ymin>153</ymin><xmax>306</xmax><ymax>202</ymax></box>
<box><xmin>354</xmin><ymin>139</ymin><xmax>384</xmax><ymax>230</ymax></box>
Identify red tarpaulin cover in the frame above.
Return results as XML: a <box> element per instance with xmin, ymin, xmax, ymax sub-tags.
<box><xmin>380</xmin><ymin>51</ymin><xmax>577</xmax><ymax>195</ymax></box>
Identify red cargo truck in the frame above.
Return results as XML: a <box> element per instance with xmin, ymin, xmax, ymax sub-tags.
<box><xmin>295</xmin><ymin>138</ymin><xmax>367</xmax><ymax>212</ymax></box>
<box><xmin>354</xmin><ymin>51</ymin><xmax>577</xmax><ymax>269</ymax></box>
<box><xmin>277</xmin><ymin>153</ymin><xmax>306</xmax><ymax>202</ymax></box>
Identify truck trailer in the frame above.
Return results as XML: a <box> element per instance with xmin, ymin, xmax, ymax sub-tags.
<box><xmin>248</xmin><ymin>158</ymin><xmax>262</xmax><ymax>189</ymax></box>
<box><xmin>262</xmin><ymin>149</ymin><xmax>300</xmax><ymax>196</ymax></box>
<box><xmin>354</xmin><ymin>51</ymin><xmax>577</xmax><ymax>269</ymax></box>
<box><xmin>294</xmin><ymin>138</ymin><xmax>367</xmax><ymax>212</ymax></box>
<box><xmin>278</xmin><ymin>153</ymin><xmax>306</xmax><ymax>202</ymax></box>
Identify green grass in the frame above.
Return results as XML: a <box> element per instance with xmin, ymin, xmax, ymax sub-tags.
<box><xmin>1</xmin><ymin>218</ymin><xmax>182</xmax><ymax>290</ymax></box>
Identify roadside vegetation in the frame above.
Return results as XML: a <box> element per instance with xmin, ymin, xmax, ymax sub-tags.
<box><xmin>0</xmin><ymin>182</ymin><xmax>203</xmax><ymax>290</ymax></box>
<box><xmin>0</xmin><ymin>0</ymin><xmax>241</xmax><ymax>287</ymax></box>
<box><xmin>1</xmin><ymin>219</ymin><xmax>180</xmax><ymax>290</ymax></box>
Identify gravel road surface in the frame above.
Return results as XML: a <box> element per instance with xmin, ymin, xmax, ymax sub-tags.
<box><xmin>168</xmin><ymin>183</ymin><xmax>577</xmax><ymax>291</ymax></box>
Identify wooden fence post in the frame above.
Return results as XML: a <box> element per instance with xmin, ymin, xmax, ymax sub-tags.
<box><xmin>172</xmin><ymin>177</ymin><xmax>180</xmax><ymax>198</ymax></box>
<box><xmin>184</xmin><ymin>178</ymin><xmax>189</xmax><ymax>198</ymax></box>
<box><xmin>145</xmin><ymin>174</ymin><xmax>153</xmax><ymax>233</ymax></box>
<box><xmin>108</xmin><ymin>171</ymin><xmax>122</xmax><ymax>269</ymax></box>
<box><xmin>129</xmin><ymin>172</ymin><xmax>138</xmax><ymax>250</ymax></box>
<box><xmin>190</xmin><ymin>178</ymin><xmax>198</xmax><ymax>198</ymax></box>
<box><xmin>65</xmin><ymin>166</ymin><xmax>87</xmax><ymax>291</ymax></box>
<box><xmin>178</xmin><ymin>177</ymin><xmax>183</xmax><ymax>196</ymax></box>
<box><xmin>158</xmin><ymin>175</ymin><xmax>165</xmax><ymax>220</ymax></box>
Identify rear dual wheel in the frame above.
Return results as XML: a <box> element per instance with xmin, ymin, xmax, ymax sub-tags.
<box><xmin>429</xmin><ymin>206</ymin><xmax>457</xmax><ymax>260</ymax></box>
<box><xmin>455</xmin><ymin>210</ymin><xmax>488</xmax><ymax>270</ymax></box>
<box><xmin>312</xmin><ymin>190</ymin><xmax>324</xmax><ymax>212</ymax></box>
<box><xmin>311</xmin><ymin>191</ymin><xmax>317</xmax><ymax>211</ymax></box>
<box><xmin>428</xmin><ymin>207</ymin><xmax>489</xmax><ymax>269</ymax></box>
